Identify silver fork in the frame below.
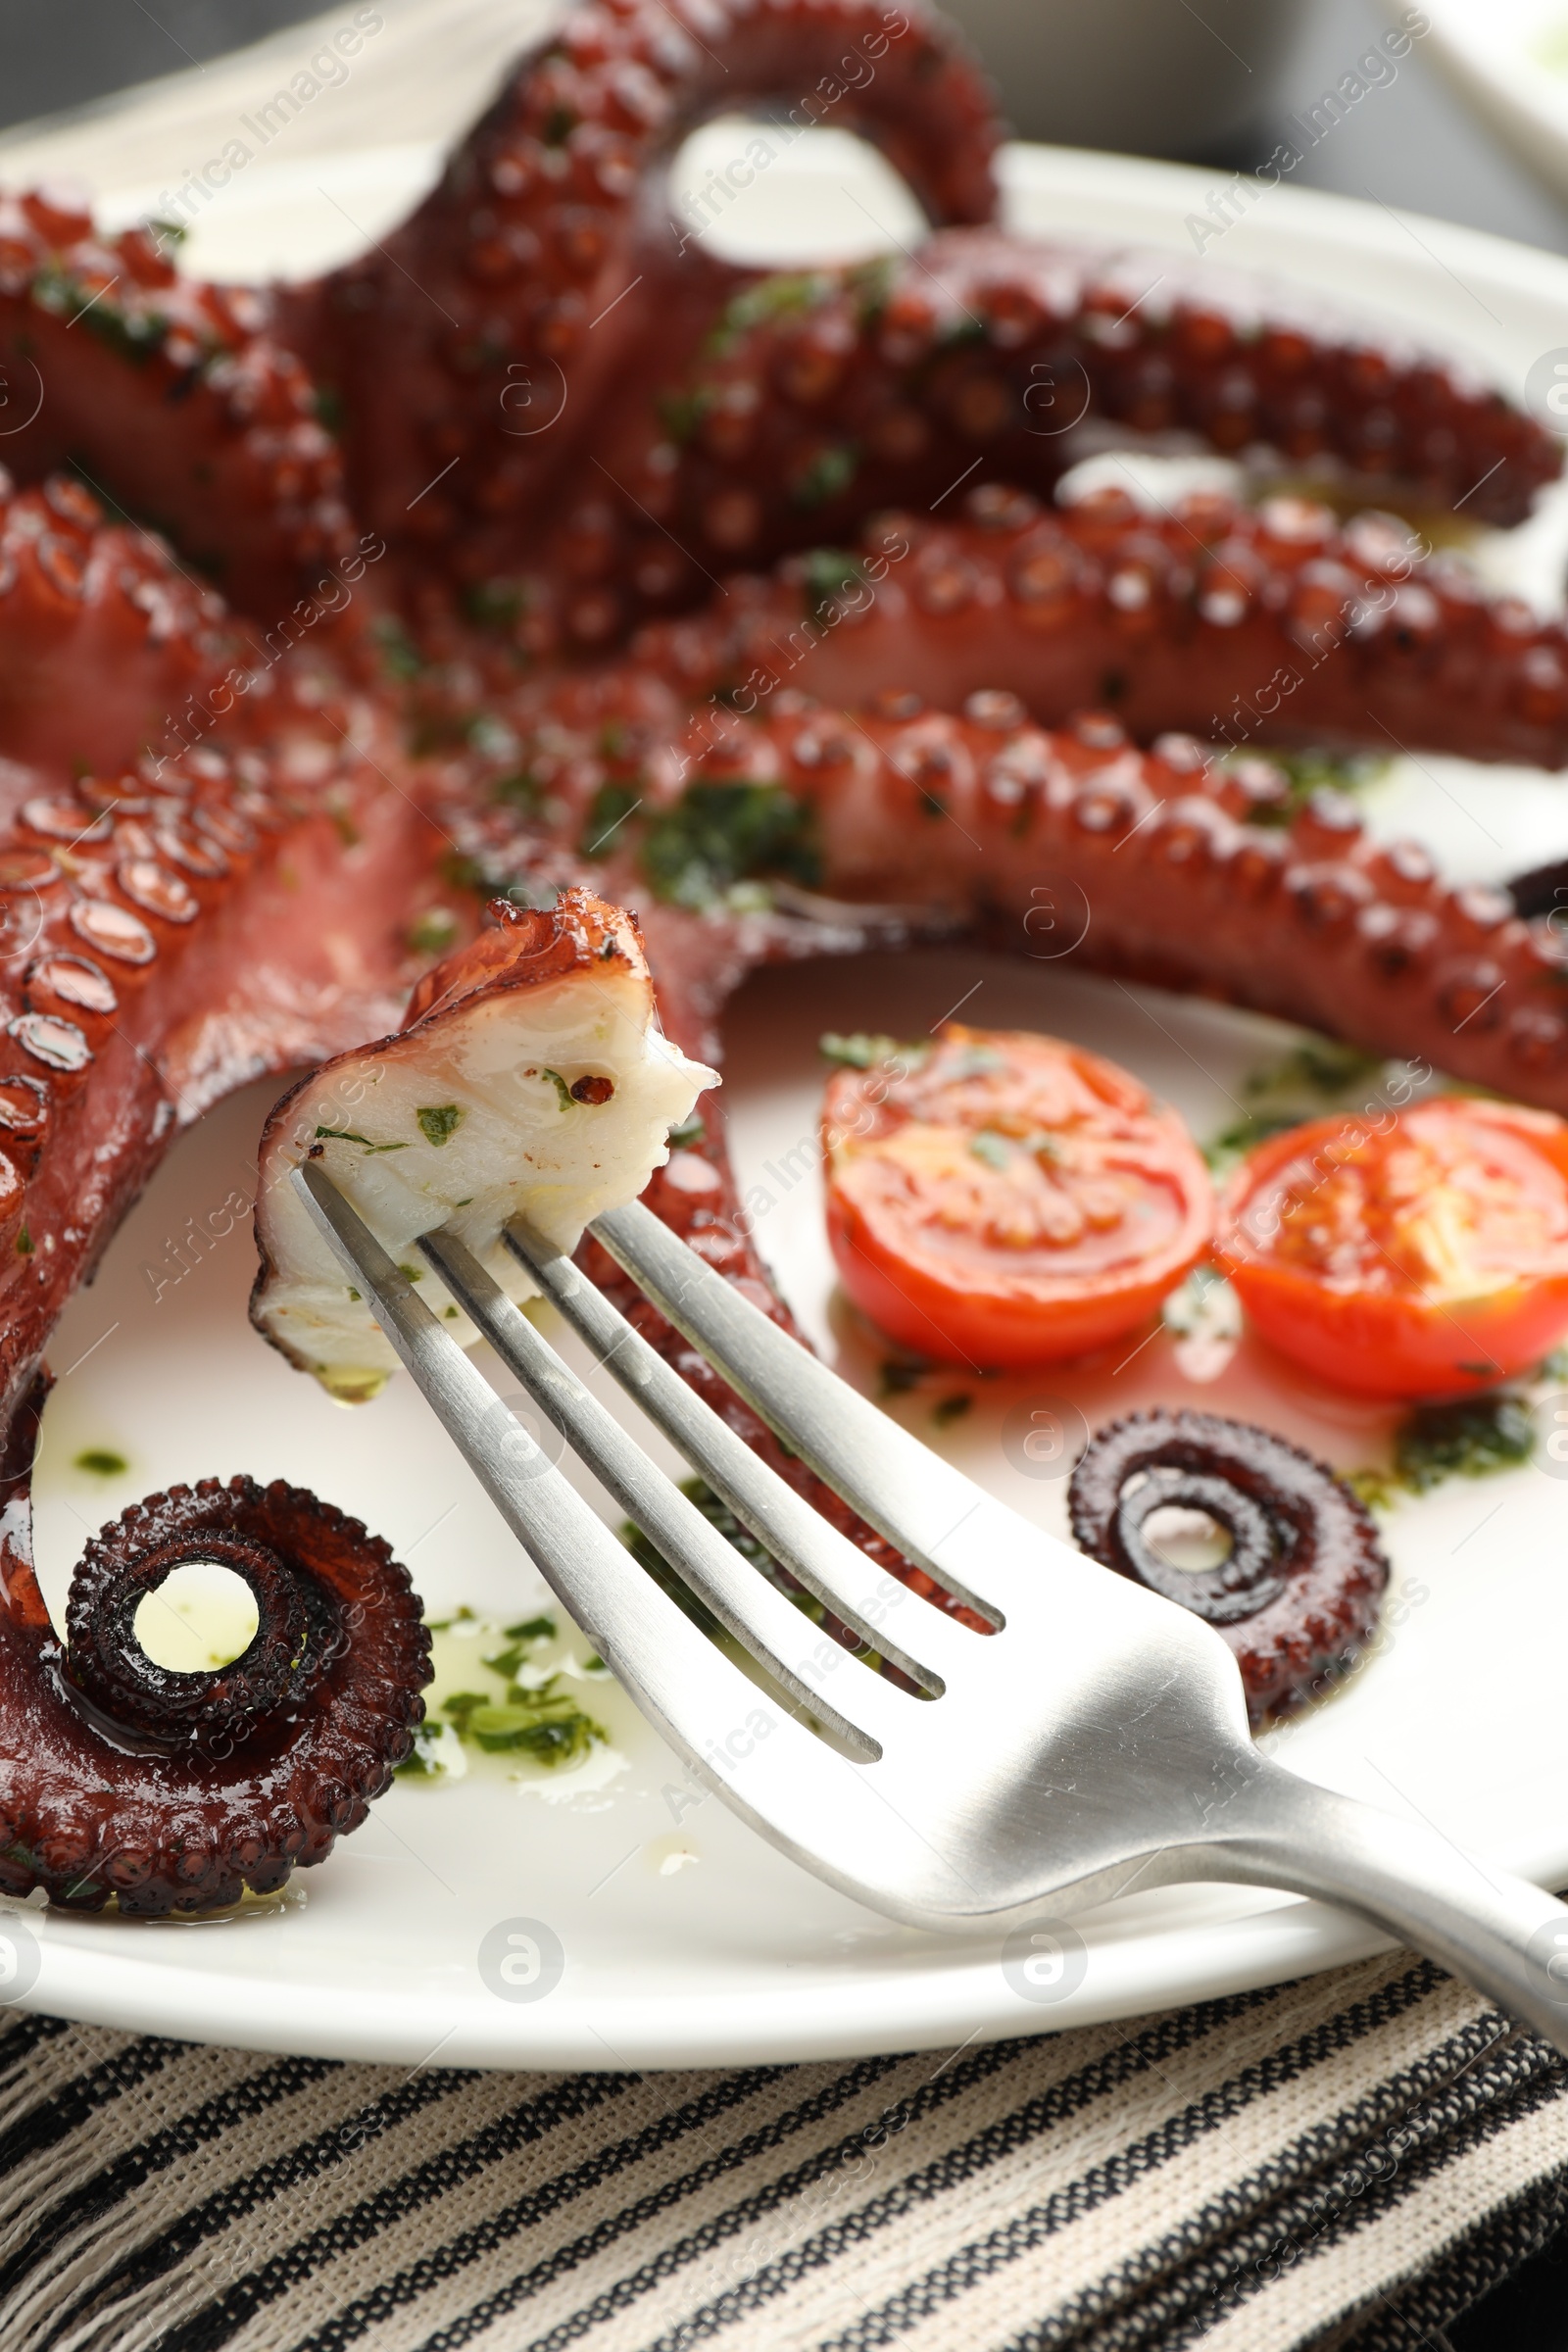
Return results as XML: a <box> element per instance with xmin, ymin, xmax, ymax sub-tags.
<box><xmin>295</xmin><ymin>1160</ymin><xmax>1568</xmax><ymax>2052</ymax></box>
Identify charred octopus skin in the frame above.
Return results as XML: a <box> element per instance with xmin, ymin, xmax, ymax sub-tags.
<box><xmin>1067</xmin><ymin>1408</ymin><xmax>1390</xmax><ymax>1725</ymax></box>
<box><xmin>0</xmin><ymin>1382</ymin><xmax>428</xmax><ymax>1914</ymax></box>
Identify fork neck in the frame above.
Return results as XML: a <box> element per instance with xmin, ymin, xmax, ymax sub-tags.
<box><xmin>1186</xmin><ymin>1752</ymin><xmax>1568</xmax><ymax>2057</ymax></box>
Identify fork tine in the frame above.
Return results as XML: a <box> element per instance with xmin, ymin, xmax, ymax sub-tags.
<box><xmin>501</xmin><ymin>1214</ymin><xmax>969</xmax><ymax>1693</ymax></box>
<box><xmin>591</xmin><ymin>1200</ymin><xmax>1011</xmax><ymax>1622</ymax></box>
<box><xmin>289</xmin><ymin>1161</ymin><xmax>993</xmax><ymax>1922</ymax></box>
<box><xmin>416</xmin><ymin>1221</ymin><xmax>926</xmax><ymax>1755</ymax></box>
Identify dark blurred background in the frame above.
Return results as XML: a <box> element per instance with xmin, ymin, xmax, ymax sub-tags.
<box><xmin>0</xmin><ymin>0</ymin><xmax>328</xmax><ymax>124</ymax></box>
<box><xmin>3</xmin><ymin>0</ymin><xmax>1568</xmax><ymax>255</ymax></box>
<box><xmin>1</xmin><ymin>3</ymin><xmax>1565</xmax><ymax>2344</ymax></box>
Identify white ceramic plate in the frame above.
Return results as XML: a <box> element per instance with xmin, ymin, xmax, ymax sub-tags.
<box><xmin>18</xmin><ymin>133</ymin><xmax>1568</xmax><ymax>2070</ymax></box>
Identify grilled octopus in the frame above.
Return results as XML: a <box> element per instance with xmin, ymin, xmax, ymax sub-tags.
<box><xmin>0</xmin><ymin>0</ymin><xmax>1563</xmax><ymax>1908</ymax></box>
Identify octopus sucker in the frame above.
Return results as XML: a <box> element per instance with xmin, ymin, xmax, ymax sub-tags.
<box><xmin>0</xmin><ymin>0</ymin><xmax>1564</xmax><ymax>1899</ymax></box>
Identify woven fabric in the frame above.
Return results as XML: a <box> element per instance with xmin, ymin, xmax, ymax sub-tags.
<box><xmin>1</xmin><ymin>1949</ymin><xmax>1564</xmax><ymax>2352</ymax></box>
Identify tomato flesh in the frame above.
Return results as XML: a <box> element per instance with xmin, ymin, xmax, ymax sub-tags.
<box><xmin>1215</xmin><ymin>1098</ymin><xmax>1568</xmax><ymax>1397</ymax></box>
<box><xmin>822</xmin><ymin>1024</ymin><xmax>1213</xmax><ymax>1368</ymax></box>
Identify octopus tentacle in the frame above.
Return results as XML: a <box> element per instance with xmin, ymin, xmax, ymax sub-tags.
<box><xmin>441</xmin><ymin>594</ymin><xmax>1568</xmax><ymax>1114</ymax></box>
<box><xmin>605</xmin><ymin>483</ymin><xmax>1568</xmax><ymax>767</ymax></box>
<box><xmin>0</xmin><ymin>196</ymin><xmax>353</xmax><ymax>616</ymax></box>
<box><xmin>1067</xmin><ymin>1408</ymin><xmax>1389</xmax><ymax>1723</ymax></box>
<box><xmin>0</xmin><ymin>1376</ymin><xmax>427</xmax><ymax>1913</ymax></box>
<box><xmin>494</xmin><ymin>226</ymin><xmax>1560</xmax><ymax>643</ymax></box>
<box><xmin>0</xmin><ymin>473</ymin><xmax>239</xmax><ymax>774</ymax></box>
<box><xmin>282</xmin><ymin>0</ymin><xmax>1001</xmax><ymax>581</ymax></box>
<box><xmin>0</xmin><ymin>486</ymin><xmax>445</xmax><ymax>1911</ymax></box>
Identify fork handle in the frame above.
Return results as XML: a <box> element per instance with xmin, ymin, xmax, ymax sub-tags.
<box><xmin>1199</xmin><ymin>1757</ymin><xmax>1568</xmax><ymax>2054</ymax></box>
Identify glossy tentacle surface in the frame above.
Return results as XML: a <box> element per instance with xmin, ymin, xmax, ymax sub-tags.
<box><xmin>1067</xmin><ymin>1407</ymin><xmax>1389</xmax><ymax>1724</ymax></box>
<box><xmin>0</xmin><ymin>1379</ymin><xmax>427</xmax><ymax>1913</ymax></box>
<box><xmin>0</xmin><ymin>193</ymin><xmax>353</xmax><ymax>617</ymax></box>
<box><xmin>0</xmin><ymin>0</ymin><xmax>1566</xmax><ymax>1854</ymax></box>
<box><xmin>605</xmin><ymin>483</ymin><xmax>1568</xmax><ymax>767</ymax></box>
<box><xmin>281</xmin><ymin>0</ymin><xmax>1001</xmax><ymax>592</ymax></box>
<box><xmin>491</xmin><ymin>227</ymin><xmax>1561</xmax><ymax>650</ymax></box>
<box><xmin>0</xmin><ymin>486</ymin><xmax>442</xmax><ymax>1906</ymax></box>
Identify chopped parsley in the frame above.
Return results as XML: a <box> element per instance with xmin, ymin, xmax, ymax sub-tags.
<box><xmin>579</xmin><ymin>780</ymin><xmax>643</xmax><ymax>858</ymax></box>
<box><xmin>818</xmin><ymin>1032</ymin><xmax>915</xmax><ymax>1070</ymax></box>
<box><xmin>802</xmin><ymin>549</ymin><xmax>868</xmax><ymax>620</ymax></box>
<box><xmin>407</xmin><ymin>907</ymin><xmax>459</xmax><ymax>956</ymax></box>
<box><xmin>314</xmin><ymin>1127</ymin><xmax>408</xmax><ymax>1154</ymax></box>
<box><xmin>968</xmin><ymin>1132</ymin><xmax>1012</xmax><ymax>1173</ymax></box>
<box><xmin>416</xmin><ymin>1104</ymin><xmax>463</xmax><ymax>1148</ymax></box>
<box><xmin>790</xmin><ymin>444</ymin><xmax>858</xmax><ymax>510</ymax></box>
<box><xmin>1395</xmin><ymin>1394</ymin><xmax>1536</xmax><ymax>1493</ymax></box>
<box><xmin>641</xmin><ymin>781</ymin><xmax>818</xmax><ymax>908</ymax></box>
<box><xmin>74</xmin><ymin>1447</ymin><xmax>127</xmax><ymax>1477</ymax></box>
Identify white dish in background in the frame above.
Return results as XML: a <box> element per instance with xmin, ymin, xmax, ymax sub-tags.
<box><xmin>18</xmin><ymin>136</ymin><xmax>1568</xmax><ymax>2070</ymax></box>
<box><xmin>1427</xmin><ymin>0</ymin><xmax>1568</xmax><ymax>208</ymax></box>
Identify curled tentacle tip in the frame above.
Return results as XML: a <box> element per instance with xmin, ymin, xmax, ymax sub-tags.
<box><xmin>1</xmin><ymin>1475</ymin><xmax>429</xmax><ymax>1918</ymax></box>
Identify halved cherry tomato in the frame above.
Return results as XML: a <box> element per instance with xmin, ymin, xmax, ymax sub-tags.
<box><xmin>821</xmin><ymin>1024</ymin><xmax>1213</xmax><ymax>1368</ymax></box>
<box><xmin>1215</xmin><ymin>1098</ymin><xmax>1568</xmax><ymax>1398</ymax></box>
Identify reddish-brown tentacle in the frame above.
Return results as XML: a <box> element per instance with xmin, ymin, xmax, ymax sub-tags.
<box><xmin>281</xmin><ymin>0</ymin><xmax>1001</xmax><ymax>584</ymax></box>
<box><xmin>0</xmin><ymin>474</ymin><xmax>238</xmax><ymax>774</ymax></box>
<box><xmin>603</xmin><ymin>483</ymin><xmax>1568</xmax><ymax>768</ymax></box>
<box><xmin>0</xmin><ymin>483</ymin><xmax>447</xmax><ymax>1912</ymax></box>
<box><xmin>0</xmin><ymin>194</ymin><xmax>353</xmax><ymax>616</ymax></box>
<box><xmin>437</xmin><ymin>614</ymin><xmax>1568</xmax><ymax>1115</ymax></box>
<box><xmin>1067</xmin><ymin>1408</ymin><xmax>1389</xmax><ymax>1725</ymax></box>
<box><xmin>482</xmin><ymin>227</ymin><xmax>1560</xmax><ymax>648</ymax></box>
<box><xmin>0</xmin><ymin>1378</ymin><xmax>427</xmax><ymax>1914</ymax></box>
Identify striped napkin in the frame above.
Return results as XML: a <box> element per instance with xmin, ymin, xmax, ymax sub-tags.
<box><xmin>2</xmin><ymin>4</ymin><xmax>1568</xmax><ymax>2345</ymax></box>
<box><xmin>0</xmin><ymin>1945</ymin><xmax>1564</xmax><ymax>2350</ymax></box>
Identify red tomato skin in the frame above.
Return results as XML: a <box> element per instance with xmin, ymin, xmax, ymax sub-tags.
<box><xmin>1216</xmin><ymin>1103</ymin><xmax>1568</xmax><ymax>1398</ymax></box>
<box><xmin>821</xmin><ymin>1028</ymin><xmax>1213</xmax><ymax>1370</ymax></box>
<box><xmin>826</xmin><ymin>1189</ymin><xmax>1198</xmax><ymax>1367</ymax></box>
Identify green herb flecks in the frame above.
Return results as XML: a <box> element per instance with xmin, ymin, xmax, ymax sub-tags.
<box><xmin>314</xmin><ymin>1127</ymin><xmax>409</xmax><ymax>1154</ymax></box>
<box><xmin>968</xmin><ymin>1131</ymin><xmax>1012</xmax><ymax>1173</ymax></box>
<box><xmin>1203</xmin><ymin>1040</ymin><xmax>1392</xmax><ymax>1176</ymax></box>
<box><xmin>708</xmin><ymin>272</ymin><xmax>832</xmax><ymax>355</ymax></box>
<box><xmin>818</xmin><ymin>1031</ymin><xmax>914</xmax><ymax>1070</ymax></box>
<box><xmin>658</xmin><ymin>387</ymin><xmax>716</xmax><ymax>446</ymax></box>
<box><xmin>641</xmin><ymin>781</ymin><xmax>818</xmax><ymax>909</ymax></box>
<box><xmin>668</xmin><ymin>1113</ymin><xmax>707</xmax><ymax>1148</ymax></box>
<box><xmin>1395</xmin><ymin>1394</ymin><xmax>1536</xmax><ymax>1493</ymax></box>
<box><xmin>621</xmin><ymin>1478</ymin><xmax>886</xmax><ymax>1666</ymax></box>
<box><xmin>407</xmin><ymin>906</ymin><xmax>459</xmax><ymax>956</ymax></box>
<box><xmin>371</xmin><ymin>615</ymin><xmax>423</xmax><ymax>682</ymax></box>
<box><xmin>540</xmin><ymin>1068</ymin><xmax>575</xmax><ymax>1113</ymax></box>
<box><xmin>462</xmin><ymin>578</ymin><xmax>529</xmax><ymax>632</ymax></box>
<box><xmin>416</xmin><ymin>1104</ymin><xmax>464</xmax><ymax>1149</ymax></box>
<box><xmin>1221</xmin><ymin>746</ymin><xmax>1392</xmax><ymax>827</ymax></box>
<box><xmin>33</xmin><ymin>266</ymin><xmax>173</xmax><ymax>368</ymax></box>
<box><xmin>791</xmin><ymin>444</ymin><xmax>859</xmax><ymax>510</ymax></box>
<box><xmin>932</xmin><ymin>1394</ymin><xmax>972</xmax><ymax>1427</ymax></box>
<box><xmin>74</xmin><ymin>1447</ymin><xmax>127</xmax><ymax>1477</ymax></box>
<box><xmin>801</xmin><ymin>548</ymin><xmax>868</xmax><ymax>621</ymax></box>
<box><xmin>402</xmin><ymin>1609</ymin><xmax>607</xmax><ymax>1777</ymax></box>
